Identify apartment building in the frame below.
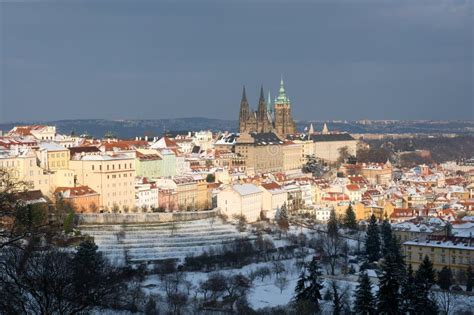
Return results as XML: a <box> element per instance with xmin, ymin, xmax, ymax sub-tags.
<box><xmin>403</xmin><ymin>236</ymin><xmax>474</xmax><ymax>274</ymax></box>
<box><xmin>69</xmin><ymin>153</ymin><xmax>136</xmax><ymax>211</ymax></box>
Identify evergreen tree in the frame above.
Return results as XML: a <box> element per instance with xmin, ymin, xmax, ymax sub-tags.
<box><xmin>343</xmin><ymin>204</ymin><xmax>357</xmax><ymax>230</ymax></box>
<box><xmin>389</xmin><ymin>236</ymin><xmax>405</xmax><ymax>275</ymax></box>
<box><xmin>354</xmin><ymin>272</ymin><xmax>375</xmax><ymax>315</ymax></box>
<box><xmin>400</xmin><ymin>264</ymin><xmax>416</xmax><ymax>315</ymax></box>
<box><xmin>380</xmin><ymin>219</ymin><xmax>392</xmax><ymax>257</ymax></box>
<box><xmin>414</xmin><ymin>256</ymin><xmax>438</xmax><ymax>315</ymax></box>
<box><xmin>376</xmin><ymin>253</ymin><xmax>401</xmax><ymax>314</ymax></box>
<box><xmin>437</xmin><ymin>266</ymin><xmax>453</xmax><ymax>291</ymax></box>
<box><xmin>467</xmin><ymin>265</ymin><xmax>473</xmax><ymax>292</ymax></box>
<box><xmin>72</xmin><ymin>240</ymin><xmax>107</xmax><ymax>305</ymax></box>
<box><xmin>293</xmin><ymin>257</ymin><xmax>323</xmax><ymax>314</ymax></box>
<box><xmin>277</xmin><ymin>203</ymin><xmax>289</xmax><ymax>237</ymax></box>
<box><xmin>365</xmin><ymin>214</ymin><xmax>380</xmax><ymax>263</ymax></box>
<box><xmin>331</xmin><ymin>281</ymin><xmax>342</xmax><ymax>315</ymax></box>
<box><xmin>327</xmin><ymin>209</ymin><xmax>338</xmax><ymax>238</ymax></box>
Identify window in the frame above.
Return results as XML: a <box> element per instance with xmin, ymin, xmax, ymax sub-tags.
<box><xmin>107</xmin><ymin>165</ymin><xmax>109</xmax><ymax>170</ymax></box>
<box><xmin>92</xmin><ymin>165</ymin><xmax>95</xmax><ymax>171</ymax></box>
<box><xmin>99</xmin><ymin>165</ymin><xmax>102</xmax><ymax>171</ymax></box>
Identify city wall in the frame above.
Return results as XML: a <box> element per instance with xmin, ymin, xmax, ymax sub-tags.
<box><xmin>76</xmin><ymin>209</ymin><xmax>218</xmax><ymax>225</ymax></box>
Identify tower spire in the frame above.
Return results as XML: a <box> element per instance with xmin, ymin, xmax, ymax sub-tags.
<box><xmin>259</xmin><ymin>85</ymin><xmax>265</xmax><ymax>103</ymax></box>
<box><xmin>241</xmin><ymin>85</ymin><xmax>247</xmax><ymax>102</ymax></box>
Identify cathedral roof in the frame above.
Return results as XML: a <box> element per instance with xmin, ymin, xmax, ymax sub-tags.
<box><xmin>275</xmin><ymin>76</ymin><xmax>290</xmax><ymax>104</ymax></box>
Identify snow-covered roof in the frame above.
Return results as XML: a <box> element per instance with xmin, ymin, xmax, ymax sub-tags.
<box><xmin>232</xmin><ymin>183</ymin><xmax>262</xmax><ymax>196</ymax></box>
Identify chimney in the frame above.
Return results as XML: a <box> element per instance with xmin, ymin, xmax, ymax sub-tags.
<box><xmin>145</xmin><ymin>136</ymin><xmax>148</xmax><ymax>141</ymax></box>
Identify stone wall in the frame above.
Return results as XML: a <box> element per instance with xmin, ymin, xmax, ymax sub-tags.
<box><xmin>77</xmin><ymin>209</ymin><xmax>218</xmax><ymax>225</ymax></box>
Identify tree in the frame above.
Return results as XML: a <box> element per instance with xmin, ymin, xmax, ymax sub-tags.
<box><xmin>275</xmin><ymin>275</ymin><xmax>289</xmax><ymax>294</ymax></box>
<box><xmin>353</xmin><ymin>272</ymin><xmax>375</xmax><ymax>315</ymax></box>
<box><xmin>343</xmin><ymin>204</ymin><xmax>357</xmax><ymax>231</ymax></box>
<box><xmin>327</xmin><ymin>209</ymin><xmax>338</xmax><ymax>238</ymax></box>
<box><xmin>466</xmin><ymin>265</ymin><xmax>473</xmax><ymax>292</ymax></box>
<box><xmin>0</xmin><ymin>169</ymin><xmax>62</xmax><ymax>249</ymax></box>
<box><xmin>293</xmin><ymin>257</ymin><xmax>323</xmax><ymax>314</ymax></box>
<box><xmin>72</xmin><ymin>240</ymin><xmax>121</xmax><ymax>309</ymax></box>
<box><xmin>377</xmin><ymin>253</ymin><xmax>402</xmax><ymax>314</ymax></box>
<box><xmin>0</xmin><ymin>244</ymin><xmax>125</xmax><ymax>314</ymax></box>
<box><xmin>277</xmin><ymin>203</ymin><xmax>289</xmax><ymax>238</ymax></box>
<box><xmin>337</xmin><ymin>146</ymin><xmax>351</xmax><ymax>165</ymax></box>
<box><xmin>401</xmin><ymin>264</ymin><xmax>416</xmax><ymax>315</ymax></box>
<box><xmin>206</xmin><ymin>173</ymin><xmax>215</xmax><ymax>183</ymax></box>
<box><xmin>365</xmin><ymin>214</ymin><xmax>381</xmax><ymax>263</ymax></box>
<box><xmin>331</xmin><ymin>281</ymin><xmax>342</xmax><ymax>315</ymax></box>
<box><xmin>414</xmin><ymin>256</ymin><xmax>438</xmax><ymax>315</ymax></box>
<box><xmin>236</xmin><ymin>215</ymin><xmax>247</xmax><ymax>233</ymax></box>
<box><xmin>437</xmin><ymin>266</ymin><xmax>453</xmax><ymax>291</ymax></box>
<box><xmin>144</xmin><ymin>297</ymin><xmax>158</xmax><ymax>315</ymax></box>
<box><xmin>380</xmin><ymin>219</ymin><xmax>392</xmax><ymax>257</ymax></box>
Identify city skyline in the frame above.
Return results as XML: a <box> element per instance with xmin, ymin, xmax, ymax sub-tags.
<box><xmin>1</xmin><ymin>0</ymin><xmax>472</xmax><ymax>123</ymax></box>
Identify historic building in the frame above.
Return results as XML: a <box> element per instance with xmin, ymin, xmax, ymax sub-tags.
<box><xmin>239</xmin><ymin>78</ymin><xmax>296</xmax><ymax>137</ymax></box>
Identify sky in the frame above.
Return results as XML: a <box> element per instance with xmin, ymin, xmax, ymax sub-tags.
<box><xmin>0</xmin><ymin>0</ymin><xmax>472</xmax><ymax>122</ymax></box>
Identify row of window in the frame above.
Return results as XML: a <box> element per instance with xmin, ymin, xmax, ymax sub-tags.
<box><xmin>50</xmin><ymin>152</ymin><xmax>66</xmax><ymax>158</ymax></box>
<box><xmin>92</xmin><ymin>163</ymin><xmax>133</xmax><ymax>171</ymax></box>
<box><xmin>106</xmin><ymin>173</ymin><xmax>133</xmax><ymax>179</ymax></box>
<box><xmin>49</xmin><ymin>161</ymin><xmax>66</xmax><ymax>167</ymax></box>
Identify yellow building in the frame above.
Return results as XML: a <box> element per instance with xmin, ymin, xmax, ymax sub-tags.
<box><xmin>353</xmin><ymin>201</ymin><xmax>384</xmax><ymax>221</ymax></box>
<box><xmin>282</xmin><ymin>141</ymin><xmax>303</xmax><ymax>173</ymax></box>
<box><xmin>69</xmin><ymin>152</ymin><xmax>136</xmax><ymax>211</ymax></box>
<box><xmin>403</xmin><ymin>237</ymin><xmax>474</xmax><ymax>274</ymax></box>
<box><xmin>235</xmin><ymin>132</ymin><xmax>284</xmax><ymax>175</ymax></box>
<box><xmin>0</xmin><ymin>148</ymin><xmax>55</xmax><ymax>195</ymax></box>
<box><xmin>37</xmin><ymin>142</ymin><xmax>70</xmax><ymax>171</ymax></box>
<box><xmin>174</xmin><ymin>176</ymin><xmax>198</xmax><ymax>210</ymax></box>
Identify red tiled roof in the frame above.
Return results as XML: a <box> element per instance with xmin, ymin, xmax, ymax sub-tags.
<box><xmin>55</xmin><ymin>185</ymin><xmax>98</xmax><ymax>197</ymax></box>
<box><xmin>261</xmin><ymin>182</ymin><xmax>282</xmax><ymax>190</ymax></box>
<box><xmin>346</xmin><ymin>184</ymin><xmax>360</xmax><ymax>191</ymax></box>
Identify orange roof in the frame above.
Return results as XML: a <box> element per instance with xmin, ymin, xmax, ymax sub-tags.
<box><xmin>261</xmin><ymin>182</ymin><xmax>282</xmax><ymax>190</ymax></box>
<box><xmin>346</xmin><ymin>184</ymin><xmax>360</xmax><ymax>191</ymax></box>
<box><xmin>55</xmin><ymin>186</ymin><xmax>98</xmax><ymax>197</ymax></box>
<box><xmin>101</xmin><ymin>140</ymin><xmax>148</xmax><ymax>151</ymax></box>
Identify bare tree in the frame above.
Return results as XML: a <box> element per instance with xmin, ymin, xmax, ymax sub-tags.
<box><xmin>274</xmin><ymin>275</ymin><xmax>289</xmax><ymax>294</ymax></box>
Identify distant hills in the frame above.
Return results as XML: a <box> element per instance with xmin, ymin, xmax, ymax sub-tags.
<box><xmin>0</xmin><ymin>118</ymin><xmax>472</xmax><ymax>139</ymax></box>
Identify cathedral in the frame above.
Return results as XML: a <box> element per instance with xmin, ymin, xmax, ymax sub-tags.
<box><xmin>238</xmin><ymin>78</ymin><xmax>296</xmax><ymax>137</ymax></box>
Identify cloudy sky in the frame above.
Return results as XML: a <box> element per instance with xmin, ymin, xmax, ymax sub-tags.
<box><xmin>0</xmin><ymin>0</ymin><xmax>472</xmax><ymax>122</ymax></box>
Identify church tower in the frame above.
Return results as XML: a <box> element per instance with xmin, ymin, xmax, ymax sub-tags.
<box><xmin>273</xmin><ymin>77</ymin><xmax>296</xmax><ymax>136</ymax></box>
<box><xmin>256</xmin><ymin>86</ymin><xmax>272</xmax><ymax>133</ymax></box>
<box><xmin>239</xmin><ymin>86</ymin><xmax>250</xmax><ymax>133</ymax></box>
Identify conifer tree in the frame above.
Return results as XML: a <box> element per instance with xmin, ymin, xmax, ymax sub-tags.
<box><xmin>365</xmin><ymin>214</ymin><xmax>380</xmax><ymax>263</ymax></box>
<box><xmin>380</xmin><ymin>219</ymin><xmax>392</xmax><ymax>257</ymax></box>
<box><xmin>327</xmin><ymin>209</ymin><xmax>338</xmax><ymax>238</ymax></box>
<box><xmin>293</xmin><ymin>257</ymin><xmax>323</xmax><ymax>314</ymax></box>
<box><xmin>277</xmin><ymin>203</ymin><xmax>289</xmax><ymax>237</ymax></box>
<box><xmin>354</xmin><ymin>272</ymin><xmax>375</xmax><ymax>315</ymax></box>
<box><xmin>376</xmin><ymin>253</ymin><xmax>401</xmax><ymax>314</ymax></box>
<box><xmin>401</xmin><ymin>264</ymin><xmax>416</xmax><ymax>315</ymax></box>
<box><xmin>467</xmin><ymin>265</ymin><xmax>473</xmax><ymax>292</ymax></box>
<box><xmin>414</xmin><ymin>256</ymin><xmax>438</xmax><ymax>315</ymax></box>
<box><xmin>437</xmin><ymin>266</ymin><xmax>453</xmax><ymax>291</ymax></box>
<box><xmin>343</xmin><ymin>204</ymin><xmax>357</xmax><ymax>231</ymax></box>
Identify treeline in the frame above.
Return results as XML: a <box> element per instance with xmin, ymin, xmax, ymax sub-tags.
<box><xmin>359</xmin><ymin>135</ymin><xmax>474</xmax><ymax>165</ymax></box>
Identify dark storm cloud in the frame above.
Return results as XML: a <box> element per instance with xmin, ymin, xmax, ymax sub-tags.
<box><xmin>0</xmin><ymin>0</ymin><xmax>472</xmax><ymax>122</ymax></box>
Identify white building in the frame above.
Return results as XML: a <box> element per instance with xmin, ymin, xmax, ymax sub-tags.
<box><xmin>260</xmin><ymin>182</ymin><xmax>288</xmax><ymax>219</ymax></box>
<box><xmin>315</xmin><ymin>206</ymin><xmax>333</xmax><ymax>222</ymax></box>
<box><xmin>217</xmin><ymin>183</ymin><xmax>263</xmax><ymax>222</ymax></box>
<box><xmin>135</xmin><ymin>179</ymin><xmax>159</xmax><ymax>211</ymax></box>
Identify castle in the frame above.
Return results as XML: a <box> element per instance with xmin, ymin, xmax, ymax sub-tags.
<box><xmin>238</xmin><ymin>78</ymin><xmax>296</xmax><ymax>137</ymax></box>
